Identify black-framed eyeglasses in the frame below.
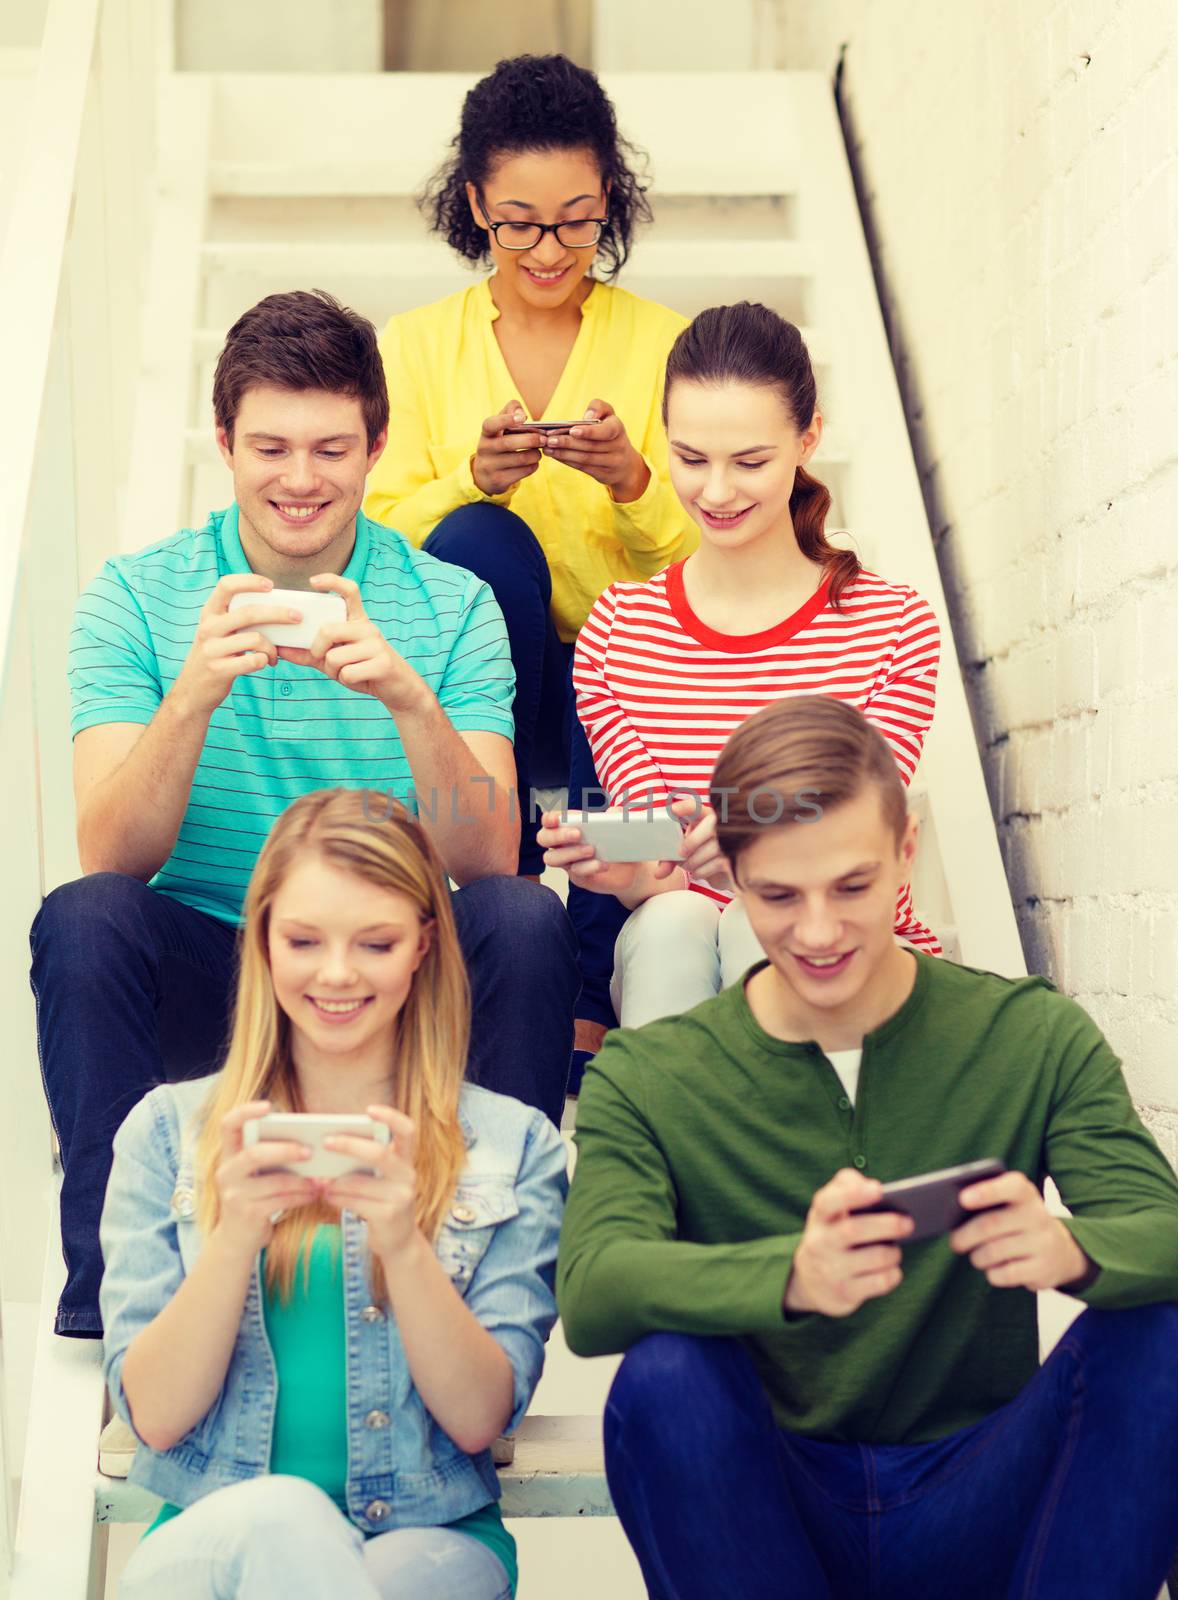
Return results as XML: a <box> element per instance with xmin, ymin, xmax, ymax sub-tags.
<box><xmin>477</xmin><ymin>191</ymin><xmax>608</xmax><ymax>251</ymax></box>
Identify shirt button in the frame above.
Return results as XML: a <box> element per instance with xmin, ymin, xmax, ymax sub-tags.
<box><xmin>361</xmin><ymin>1304</ymin><xmax>384</xmax><ymax>1323</ymax></box>
<box><xmin>365</xmin><ymin>1499</ymin><xmax>390</xmax><ymax>1522</ymax></box>
<box><xmin>280</xmin><ymin>682</ymin><xmax>293</xmax><ymax>697</ymax></box>
<box><xmin>838</xmin><ymin>1096</ymin><xmax>852</xmax><ymax>1110</ymax></box>
<box><xmin>450</xmin><ymin>1202</ymin><xmax>477</xmax><ymax>1225</ymax></box>
<box><xmin>170</xmin><ymin>1187</ymin><xmax>195</xmax><ymax>1219</ymax></box>
<box><xmin>853</xmin><ymin>1154</ymin><xmax>867</xmax><ymax>1170</ymax></box>
<box><xmin>365</xmin><ymin>1409</ymin><xmax>390</xmax><ymax>1430</ymax></box>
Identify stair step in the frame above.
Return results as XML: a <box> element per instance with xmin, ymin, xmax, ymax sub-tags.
<box><xmin>207</xmin><ymin>193</ymin><xmax>799</xmax><ymax>248</ymax></box>
<box><xmin>207</xmin><ymin>72</ymin><xmax>802</xmax><ymax>201</ymax></box>
<box><xmin>96</xmin><ymin>1413</ymin><xmax>611</xmax><ymax>1523</ymax></box>
<box><xmin>198</xmin><ymin>237</ymin><xmax>814</xmax><ymax>328</ymax></box>
<box><xmin>191</xmin><ymin>321</ymin><xmax>830</xmax><ymax>366</ymax></box>
<box><xmin>200</xmin><ymin>237</ymin><xmax>811</xmax><ymax>281</ymax></box>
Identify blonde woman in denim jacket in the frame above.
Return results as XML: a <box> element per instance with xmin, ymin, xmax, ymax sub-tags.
<box><xmin>100</xmin><ymin>789</ymin><xmax>567</xmax><ymax>1600</ymax></box>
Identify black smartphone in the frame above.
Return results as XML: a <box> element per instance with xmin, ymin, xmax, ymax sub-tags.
<box><xmin>851</xmin><ymin>1158</ymin><xmax>1006</xmax><ymax>1243</ymax></box>
<box><xmin>503</xmin><ymin>418</ymin><xmax>603</xmax><ymax>433</ymax></box>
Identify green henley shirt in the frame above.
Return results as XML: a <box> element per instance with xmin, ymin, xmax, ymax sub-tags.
<box><xmin>558</xmin><ymin>953</ymin><xmax>1178</xmax><ymax>1444</ymax></box>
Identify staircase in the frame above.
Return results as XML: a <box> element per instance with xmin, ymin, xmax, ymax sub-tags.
<box><xmin>123</xmin><ymin>68</ymin><xmax>1022</xmax><ymax>973</ymax></box>
<box><xmin>3</xmin><ymin>26</ymin><xmax>1031</xmax><ymax>1600</ymax></box>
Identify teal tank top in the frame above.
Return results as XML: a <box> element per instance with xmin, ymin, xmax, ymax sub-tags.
<box><xmin>145</xmin><ymin>1227</ymin><xmax>517</xmax><ymax>1593</ymax></box>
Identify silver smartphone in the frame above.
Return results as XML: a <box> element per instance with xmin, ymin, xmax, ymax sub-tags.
<box><xmin>242</xmin><ymin>1111</ymin><xmax>390</xmax><ymax>1180</ymax></box>
<box><xmin>567</xmin><ymin>807</ymin><xmax>685</xmax><ymax>864</ymax></box>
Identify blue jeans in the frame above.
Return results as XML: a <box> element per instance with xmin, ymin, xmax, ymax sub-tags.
<box><xmin>424</xmin><ymin>505</ymin><xmax>569</xmax><ymax>874</ymax></box>
<box><xmin>30</xmin><ymin>871</ymin><xmax>577</xmax><ymax>1335</ymax></box>
<box><xmin>424</xmin><ymin>504</ymin><xmax>627</xmax><ymax>1028</ymax></box>
<box><xmin>604</xmin><ymin>1311</ymin><xmax>1178</xmax><ymax>1599</ymax></box>
<box><xmin>118</xmin><ymin>1476</ymin><xmax>511</xmax><ymax>1599</ymax></box>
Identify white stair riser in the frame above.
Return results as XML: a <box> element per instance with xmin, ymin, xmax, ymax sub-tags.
<box><xmin>207</xmin><ymin>194</ymin><xmax>800</xmax><ymax>247</ymax></box>
<box><xmin>205</xmin><ymin>74</ymin><xmax>803</xmax><ymax>201</ymax></box>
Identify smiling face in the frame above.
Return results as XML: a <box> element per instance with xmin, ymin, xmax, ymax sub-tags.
<box><xmin>467</xmin><ymin>146</ymin><xmax>606</xmax><ymax>312</ymax></box>
<box><xmin>733</xmin><ymin>784</ymin><xmax>917</xmax><ymax>1026</ymax></box>
<box><xmin>268</xmin><ymin>855</ymin><xmax>432</xmax><ymax>1075</ymax></box>
<box><xmin>666</xmin><ymin>378</ymin><xmax>822</xmax><ymax>553</ymax></box>
<box><xmin>217</xmin><ymin>384</ymin><xmax>387</xmax><ymax>580</ymax></box>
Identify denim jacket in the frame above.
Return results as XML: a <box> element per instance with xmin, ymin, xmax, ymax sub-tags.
<box><xmin>100</xmin><ymin>1075</ymin><xmax>567</xmax><ymax>1531</ymax></box>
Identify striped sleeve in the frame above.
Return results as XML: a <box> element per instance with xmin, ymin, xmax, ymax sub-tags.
<box><xmin>434</xmin><ymin>573</ymin><xmax>516</xmax><ymax>741</ymax></box>
<box><xmin>572</xmin><ymin>587</ymin><xmax>667</xmax><ymax>808</ymax></box>
<box><xmin>69</xmin><ymin>563</ymin><xmax>163</xmax><ymax>736</ymax></box>
<box><xmin>862</xmin><ymin>589</ymin><xmax>941</xmax><ymax>784</ymax></box>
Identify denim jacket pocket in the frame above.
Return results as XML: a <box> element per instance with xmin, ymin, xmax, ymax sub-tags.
<box><xmin>434</xmin><ymin>1184</ymin><xmax>520</xmax><ymax>1295</ymax></box>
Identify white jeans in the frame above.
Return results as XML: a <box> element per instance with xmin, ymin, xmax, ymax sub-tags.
<box><xmin>119</xmin><ymin>1476</ymin><xmax>512</xmax><ymax>1600</ymax></box>
<box><xmin>610</xmin><ymin>891</ymin><xmax>766</xmax><ymax>1029</ymax></box>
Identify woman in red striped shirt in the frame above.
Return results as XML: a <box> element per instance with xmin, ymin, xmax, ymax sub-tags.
<box><xmin>540</xmin><ymin>302</ymin><xmax>942</xmax><ymax>1029</ymax></box>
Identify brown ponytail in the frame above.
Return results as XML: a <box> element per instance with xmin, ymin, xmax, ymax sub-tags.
<box><xmin>663</xmin><ymin>303</ymin><xmax>860</xmax><ymax>609</ymax></box>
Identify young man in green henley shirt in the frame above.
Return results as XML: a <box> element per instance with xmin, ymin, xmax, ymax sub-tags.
<box><xmin>557</xmin><ymin>695</ymin><xmax>1178</xmax><ymax>1599</ymax></box>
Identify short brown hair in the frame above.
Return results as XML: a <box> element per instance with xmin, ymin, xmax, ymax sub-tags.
<box><xmin>213</xmin><ymin>289</ymin><xmax>389</xmax><ymax>450</ymax></box>
<box><xmin>711</xmin><ymin>696</ymin><xmax>907</xmax><ymax>868</ymax></box>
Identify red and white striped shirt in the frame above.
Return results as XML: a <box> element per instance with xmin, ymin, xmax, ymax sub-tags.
<box><xmin>573</xmin><ymin>561</ymin><xmax>942</xmax><ymax>953</ymax></box>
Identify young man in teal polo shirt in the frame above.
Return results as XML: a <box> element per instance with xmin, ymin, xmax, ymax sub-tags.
<box><xmin>32</xmin><ymin>289</ymin><xmax>577</xmax><ymax>1339</ymax></box>
<box><xmin>557</xmin><ymin>695</ymin><xmax>1178</xmax><ymax>1599</ymax></box>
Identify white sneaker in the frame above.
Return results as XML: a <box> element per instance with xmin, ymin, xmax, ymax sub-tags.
<box><xmin>98</xmin><ymin>1415</ymin><xmax>138</xmax><ymax>1477</ymax></box>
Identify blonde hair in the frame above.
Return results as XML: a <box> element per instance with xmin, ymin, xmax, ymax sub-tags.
<box><xmin>194</xmin><ymin>789</ymin><xmax>469</xmax><ymax>1303</ymax></box>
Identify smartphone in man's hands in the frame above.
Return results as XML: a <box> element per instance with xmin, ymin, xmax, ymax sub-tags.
<box><xmin>851</xmin><ymin>1159</ymin><xmax>1006</xmax><ymax>1243</ymax></box>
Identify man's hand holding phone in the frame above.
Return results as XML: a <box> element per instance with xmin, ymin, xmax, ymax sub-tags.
<box><xmin>174</xmin><ymin>574</ymin><xmax>297</xmax><ymax>717</ymax></box>
<box><xmin>277</xmin><ymin>574</ymin><xmax>431</xmax><ymax>716</ymax></box>
<box><xmin>949</xmin><ymin>1170</ymin><xmax>1093</xmax><ymax>1292</ymax></box>
<box><xmin>784</xmin><ymin>1169</ymin><xmax>914</xmax><ymax>1317</ymax></box>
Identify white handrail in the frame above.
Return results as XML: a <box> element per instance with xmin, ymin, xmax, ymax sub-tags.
<box><xmin>0</xmin><ymin>0</ymin><xmax>101</xmax><ymax>680</ymax></box>
<box><xmin>0</xmin><ymin>1</ymin><xmax>165</xmax><ymax>1589</ymax></box>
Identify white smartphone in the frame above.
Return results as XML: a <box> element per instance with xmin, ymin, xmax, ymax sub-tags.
<box><xmin>243</xmin><ymin>1111</ymin><xmax>390</xmax><ymax>1180</ymax></box>
<box><xmin>227</xmin><ymin>587</ymin><xmax>347</xmax><ymax>650</ymax></box>
<box><xmin>567</xmin><ymin>807</ymin><xmax>685</xmax><ymax>864</ymax></box>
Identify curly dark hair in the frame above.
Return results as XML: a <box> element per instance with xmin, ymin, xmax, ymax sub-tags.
<box><xmin>419</xmin><ymin>54</ymin><xmax>652</xmax><ymax>281</ymax></box>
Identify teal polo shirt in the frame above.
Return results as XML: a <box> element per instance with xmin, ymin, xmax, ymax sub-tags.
<box><xmin>68</xmin><ymin>505</ymin><xmax>515</xmax><ymax>925</ymax></box>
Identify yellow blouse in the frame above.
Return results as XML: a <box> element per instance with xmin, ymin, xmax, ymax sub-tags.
<box><xmin>363</xmin><ymin>277</ymin><xmax>698</xmax><ymax>641</ymax></box>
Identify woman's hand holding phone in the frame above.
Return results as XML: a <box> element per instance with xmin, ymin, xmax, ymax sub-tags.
<box><xmin>472</xmin><ymin>400</ymin><xmax>544</xmax><ymax>495</ymax></box>
<box><xmin>320</xmin><ymin>1106</ymin><xmax>421</xmax><ymax>1269</ymax></box>
<box><xmin>542</xmin><ymin>399</ymin><xmax>650</xmax><ymax>503</ymax></box>
<box><xmin>214</xmin><ymin>1102</ymin><xmax>319</xmax><ymax>1257</ymax></box>
<box><xmin>671</xmin><ymin>797</ymin><xmax>735</xmax><ymax>893</ymax></box>
<box><xmin>537</xmin><ymin>809</ymin><xmax>681</xmax><ymax>905</ymax></box>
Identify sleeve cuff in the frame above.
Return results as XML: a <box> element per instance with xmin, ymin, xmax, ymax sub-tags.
<box><xmin>608</xmin><ymin>452</ymin><xmax>659</xmax><ymax>512</ymax></box>
<box><xmin>456</xmin><ymin>452</ymin><xmax>519</xmax><ymax>508</ymax></box>
<box><xmin>71</xmin><ymin>706</ymin><xmax>157</xmax><ymax>737</ymax></box>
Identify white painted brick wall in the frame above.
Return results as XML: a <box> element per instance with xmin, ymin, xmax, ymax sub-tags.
<box><xmin>770</xmin><ymin>0</ymin><xmax>1178</xmax><ymax>1151</ymax></box>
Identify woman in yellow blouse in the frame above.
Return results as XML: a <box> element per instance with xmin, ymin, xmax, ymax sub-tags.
<box><xmin>364</xmin><ymin>54</ymin><xmax>697</xmax><ymax>1075</ymax></box>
